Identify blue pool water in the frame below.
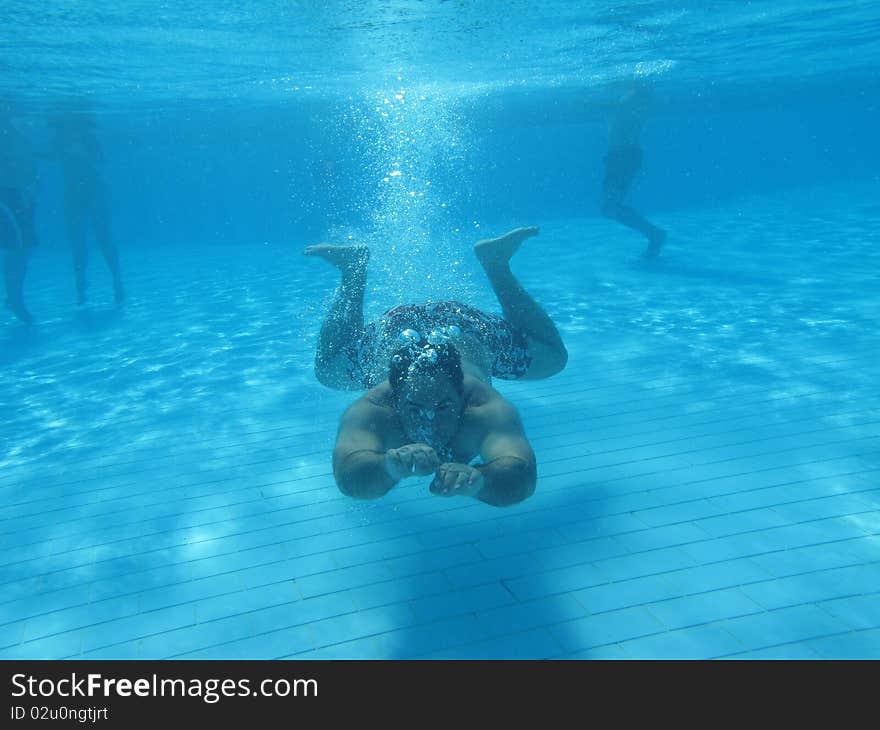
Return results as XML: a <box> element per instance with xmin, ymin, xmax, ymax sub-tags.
<box><xmin>1</xmin><ymin>2</ymin><xmax>879</xmax><ymax>659</ymax></box>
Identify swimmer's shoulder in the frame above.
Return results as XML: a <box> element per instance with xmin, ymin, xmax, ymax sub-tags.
<box><xmin>457</xmin><ymin>378</ymin><xmax>524</xmax><ymax>456</ymax></box>
<box><xmin>462</xmin><ymin>375</ymin><xmax>503</xmax><ymax>410</ymax></box>
<box><xmin>363</xmin><ymin>381</ymin><xmax>394</xmax><ymax>407</ymax></box>
<box><xmin>349</xmin><ymin>382</ymin><xmax>397</xmax><ymax>422</ymax></box>
<box><xmin>340</xmin><ymin>382</ymin><xmax>397</xmax><ymax>432</ymax></box>
<box><xmin>464</xmin><ymin>377</ymin><xmax>524</xmax><ymax>424</ymax></box>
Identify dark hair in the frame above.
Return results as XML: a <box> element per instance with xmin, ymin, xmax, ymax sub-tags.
<box><xmin>388</xmin><ymin>341</ymin><xmax>464</xmax><ymax>398</ymax></box>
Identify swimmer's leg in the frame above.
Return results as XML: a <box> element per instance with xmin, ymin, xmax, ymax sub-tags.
<box><xmin>474</xmin><ymin>227</ymin><xmax>567</xmax><ymax>379</ymax></box>
<box><xmin>66</xmin><ymin>199</ymin><xmax>89</xmax><ymax>305</ymax></box>
<box><xmin>601</xmin><ymin>188</ymin><xmax>665</xmax><ymax>258</ymax></box>
<box><xmin>2</xmin><ymin>200</ymin><xmax>33</xmax><ymax>323</ymax></box>
<box><xmin>304</xmin><ymin>243</ymin><xmax>369</xmax><ymax>390</ymax></box>
<box><xmin>4</xmin><ymin>248</ymin><xmax>32</xmax><ymax>323</ymax></box>
<box><xmin>91</xmin><ymin>195</ymin><xmax>124</xmax><ymax>304</ymax></box>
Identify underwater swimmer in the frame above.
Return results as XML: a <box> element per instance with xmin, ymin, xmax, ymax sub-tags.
<box><xmin>305</xmin><ymin>226</ymin><xmax>568</xmax><ymax>505</ymax></box>
<box><xmin>330</xmin><ymin>338</ymin><xmax>537</xmax><ymax>506</ymax></box>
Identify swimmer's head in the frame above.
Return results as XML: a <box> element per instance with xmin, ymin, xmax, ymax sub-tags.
<box><xmin>388</xmin><ymin>339</ymin><xmax>465</xmax><ymax>451</ymax></box>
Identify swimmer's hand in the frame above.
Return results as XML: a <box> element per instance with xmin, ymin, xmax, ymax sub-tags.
<box><xmin>384</xmin><ymin>444</ymin><xmax>440</xmax><ymax>482</ymax></box>
<box><xmin>430</xmin><ymin>463</ymin><xmax>484</xmax><ymax>499</ymax></box>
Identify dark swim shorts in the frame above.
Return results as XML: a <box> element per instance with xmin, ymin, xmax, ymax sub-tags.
<box><xmin>344</xmin><ymin>301</ymin><xmax>532</xmax><ymax>388</ymax></box>
<box><xmin>602</xmin><ymin>144</ymin><xmax>643</xmax><ymax>194</ymax></box>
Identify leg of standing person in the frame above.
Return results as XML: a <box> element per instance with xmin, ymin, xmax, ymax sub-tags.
<box><xmin>4</xmin><ymin>247</ymin><xmax>32</xmax><ymax>323</ymax></box>
<box><xmin>303</xmin><ymin>243</ymin><xmax>370</xmax><ymax>390</ymax></box>
<box><xmin>601</xmin><ymin>186</ymin><xmax>666</xmax><ymax>258</ymax></box>
<box><xmin>474</xmin><ymin>227</ymin><xmax>568</xmax><ymax>379</ymax></box>
<box><xmin>65</xmin><ymin>193</ymin><xmax>89</xmax><ymax>305</ymax></box>
<box><xmin>91</xmin><ymin>188</ymin><xmax>124</xmax><ymax>304</ymax></box>
<box><xmin>1</xmin><ymin>196</ymin><xmax>34</xmax><ymax>323</ymax></box>
<box><xmin>600</xmin><ymin>147</ymin><xmax>666</xmax><ymax>258</ymax></box>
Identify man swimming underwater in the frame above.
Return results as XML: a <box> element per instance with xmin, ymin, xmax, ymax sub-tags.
<box><xmin>305</xmin><ymin>226</ymin><xmax>568</xmax><ymax>506</ymax></box>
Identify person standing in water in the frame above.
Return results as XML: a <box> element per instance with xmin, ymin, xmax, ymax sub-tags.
<box><xmin>600</xmin><ymin>82</ymin><xmax>666</xmax><ymax>258</ymax></box>
<box><xmin>49</xmin><ymin>107</ymin><xmax>125</xmax><ymax>305</ymax></box>
<box><xmin>304</xmin><ymin>226</ymin><xmax>567</xmax><ymax>506</ymax></box>
<box><xmin>0</xmin><ymin>106</ymin><xmax>39</xmax><ymax>323</ymax></box>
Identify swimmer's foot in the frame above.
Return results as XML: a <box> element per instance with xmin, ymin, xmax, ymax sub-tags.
<box><xmin>474</xmin><ymin>226</ymin><xmax>539</xmax><ymax>267</ymax></box>
<box><xmin>5</xmin><ymin>297</ymin><xmax>33</xmax><ymax>324</ymax></box>
<box><xmin>641</xmin><ymin>228</ymin><xmax>666</xmax><ymax>260</ymax></box>
<box><xmin>113</xmin><ymin>279</ymin><xmax>125</xmax><ymax>306</ymax></box>
<box><xmin>303</xmin><ymin>243</ymin><xmax>369</xmax><ymax>273</ymax></box>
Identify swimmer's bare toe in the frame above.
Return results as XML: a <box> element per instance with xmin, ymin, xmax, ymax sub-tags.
<box><xmin>474</xmin><ymin>226</ymin><xmax>539</xmax><ymax>265</ymax></box>
<box><xmin>303</xmin><ymin>243</ymin><xmax>369</xmax><ymax>269</ymax></box>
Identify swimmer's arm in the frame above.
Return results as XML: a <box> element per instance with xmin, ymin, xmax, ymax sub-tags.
<box><xmin>473</xmin><ymin>400</ymin><xmax>537</xmax><ymax>507</ymax></box>
<box><xmin>332</xmin><ymin>399</ymin><xmax>396</xmax><ymax>499</ymax></box>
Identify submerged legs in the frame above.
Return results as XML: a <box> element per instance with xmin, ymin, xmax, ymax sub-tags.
<box><xmin>304</xmin><ymin>243</ymin><xmax>370</xmax><ymax>390</ymax></box>
<box><xmin>474</xmin><ymin>227</ymin><xmax>568</xmax><ymax>379</ymax></box>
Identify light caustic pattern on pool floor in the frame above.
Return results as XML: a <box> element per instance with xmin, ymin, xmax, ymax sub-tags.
<box><xmin>1</xmin><ymin>184</ymin><xmax>878</xmax><ymax>659</ymax></box>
